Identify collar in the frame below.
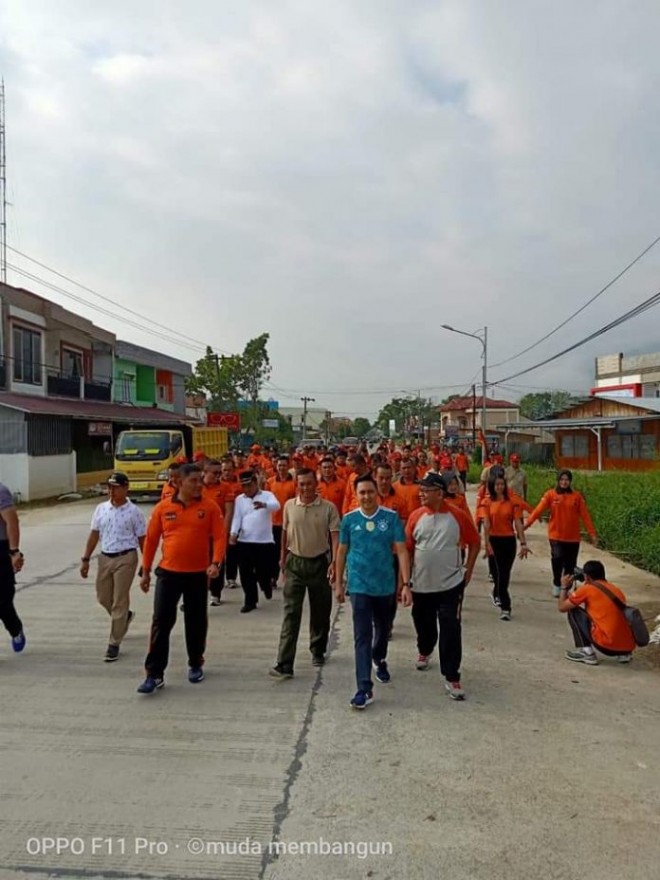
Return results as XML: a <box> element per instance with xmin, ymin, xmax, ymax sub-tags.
<box><xmin>296</xmin><ymin>495</ymin><xmax>321</xmax><ymax>507</ymax></box>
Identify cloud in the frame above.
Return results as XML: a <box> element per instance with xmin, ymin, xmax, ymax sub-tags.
<box><xmin>2</xmin><ymin>0</ymin><xmax>660</xmax><ymax>418</ymax></box>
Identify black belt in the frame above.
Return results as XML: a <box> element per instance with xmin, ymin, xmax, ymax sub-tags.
<box><xmin>102</xmin><ymin>549</ymin><xmax>137</xmax><ymax>558</ymax></box>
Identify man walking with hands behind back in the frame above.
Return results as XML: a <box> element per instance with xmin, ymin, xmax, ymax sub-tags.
<box><xmin>137</xmin><ymin>464</ymin><xmax>226</xmax><ymax>694</ymax></box>
<box><xmin>0</xmin><ymin>481</ymin><xmax>26</xmax><ymax>654</ymax></box>
<box><xmin>270</xmin><ymin>469</ymin><xmax>340</xmax><ymax>679</ymax></box>
<box><xmin>81</xmin><ymin>472</ymin><xmax>146</xmax><ymax>662</ymax></box>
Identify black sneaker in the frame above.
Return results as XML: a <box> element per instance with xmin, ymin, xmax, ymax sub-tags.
<box><xmin>263</xmin><ymin>583</ymin><xmax>273</xmax><ymax>600</ymax></box>
<box><xmin>311</xmin><ymin>654</ymin><xmax>325</xmax><ymax>667</ymax></box>
<box><xmin>188</xmin><ymin>666</ymin><xmax>205</xmax><ymax>683</ymax></box>
<box><xmin>209</xmin><ymin>597</ymin><xmax>222</xmax><ymax>607</ymax></box>
<box><xmin>240</xmin><ymin>604</ymin><xmax>257</xmax><ymax>613</ymax></box>
<box><xmin>104</xmin><ymin>645</ymin><xmax>120</xmax><ymax>662</ymax></box>
<box><xmin>373</xmin><ymin>660</ymin><xmax>391</xmax><ymax>684</ymax></box>
<box><xmin>269</xmin><ymin>663</ymin><xmax>293</xmax><ymax>679</ymax></box>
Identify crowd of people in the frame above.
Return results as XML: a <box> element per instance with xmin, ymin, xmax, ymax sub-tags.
<box><xmin>0</xmin><ymin>439</ymin><xmax>643</xmax><ymax>709</ymax></box>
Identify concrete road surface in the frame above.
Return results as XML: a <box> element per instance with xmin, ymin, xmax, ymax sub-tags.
<box><xmin>0</xmin><ymin>492</ymin><xmax>659</xmax><ymax>880</ymax></box>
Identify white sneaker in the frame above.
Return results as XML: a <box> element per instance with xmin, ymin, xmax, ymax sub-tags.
<box><xmin>444</xmin><ymin>680</ymin><xmax>465</xmax><ymax>700</ymax></box>
<box><xmin>499</xmin><ymin>610</ymin><xmax>512</xmax><ymax>621</ymax></box>
<box><xmin>565</xmin><ymin>649</ymin><xmax>598</xmax><ymax>666</ymax></box>
<box><xmin>227</xmin><ymin>580</ymin><xmax>238</xmax><ymax>589</ymax></box>
<box><xmin>552</xmin><ymin>585</ymin><xmax>561</xmax><ymax>598</ymax></box>
<box><xmin>416</xmin><ymin>654</ymin><xmax>430</xmax><ymax>671</ymax></box>
<box><xmin>617</xmin><ymin>654</ymin><xmax>632</xmax><ymax>664</ymax></box>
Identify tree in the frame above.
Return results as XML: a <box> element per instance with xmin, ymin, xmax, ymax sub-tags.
<box><xmin>375</xmin><ymin>397</ymin><xmax>437</xmax><ymax>437</ymax></box>
<box><xmin>186</xmin><ymin>346</ymin><xmax>243</xmax><ymax>411</ymax></box>
<box><xmin>352</xmin><ymin>417</ymin><xmax>371</xmax><ymax>437</ymax></box>
<box><xmin>519</xmin><ymin>390</ymin><xmax>577</xmax><ymax>421</ymax></box>
<box><xmin>237</xmin><ymin>333</ymin><xmax>272</xmax><ymax>429</ymax></box>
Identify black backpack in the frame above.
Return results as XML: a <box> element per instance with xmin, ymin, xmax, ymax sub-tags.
<box><xmin>591</xmin><ymin>581</ymin><xmax>650</xmax><ymax>648</ymax></box>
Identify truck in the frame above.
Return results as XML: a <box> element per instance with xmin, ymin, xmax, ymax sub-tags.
<box><xmin>113</xmin><ymin>425</ymin><xmax>229</xmax><ymax>494</ymax></box>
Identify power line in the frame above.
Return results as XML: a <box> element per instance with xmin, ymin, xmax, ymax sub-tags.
<box><xmin>491</xmin><ymin>232</ymin><xmax>660</xmax><ymax>368</ymax></box>
<box><xmin>5</xmin><ymin>246</ymin><xmax>233</xmax><ymax>355</ymax></box>
<box><xmin>493</xmin><ymin>288</ymin><xmax>660</xmax><ymax>385</ymax></box>
<box><xmin>263</xmin><ymin>381</ymin><xmax>479</xmax><ymax>397</ymax></box>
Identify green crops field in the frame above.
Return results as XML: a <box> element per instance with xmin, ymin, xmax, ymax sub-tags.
<box><xmin>470</xmin><ymin>463</ymin><xmax>660</xmax><ymax>576</ymax></box>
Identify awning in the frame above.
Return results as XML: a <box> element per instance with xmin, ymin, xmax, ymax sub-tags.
<box><xmin>0</xmin><ymin>392</ymin><xmax>193</xmax><ymax>424</ymax></box>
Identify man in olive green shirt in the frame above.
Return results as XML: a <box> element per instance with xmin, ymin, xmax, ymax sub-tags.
<box><xmin>269</xmin><ymin>468</ymin><xmax>340</xmax><ymax>679</ymax></box>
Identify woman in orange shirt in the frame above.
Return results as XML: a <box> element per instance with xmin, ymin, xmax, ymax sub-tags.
<box><xmin>524</xmin><ymin>469</ymin><xmax>597</xmax><ymax>598</ymax></box>
<box><xmin>481</xmin><ymin>472</ymin><xmax>529</xmax><ymax>620</ymax></box>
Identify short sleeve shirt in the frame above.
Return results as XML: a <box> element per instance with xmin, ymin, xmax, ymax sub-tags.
<box><xmin>91</xmin><ymin>500</ymin><xmax>147</xmax><ymax>553</ymax></box>
<box><xmin>339</xmin><ymin>507</ymin><xmax>405</xmax><ymax>596</ymax></box>
<box><xmin>0</xmin><ymin>483</ymin><xmax>14</xmax><ymax>541</ymax></box>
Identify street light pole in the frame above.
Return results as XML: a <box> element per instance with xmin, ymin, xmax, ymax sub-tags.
<box><xmin>440</xmin><ymin>325</ymin><xmax>488</xmax><ymax>455</ymax></box>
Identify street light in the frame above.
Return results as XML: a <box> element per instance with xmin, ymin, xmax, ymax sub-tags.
<box><xmin>441</xmin><ymin>325</ymin><xmax>488</xmax><ymax>453</ymax></box>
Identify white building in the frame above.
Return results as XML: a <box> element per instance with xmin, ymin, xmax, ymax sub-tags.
<box><xmin>594</xmin><ymin>352</ymin><xmax>660</xmax><ymax>398</ymax></box>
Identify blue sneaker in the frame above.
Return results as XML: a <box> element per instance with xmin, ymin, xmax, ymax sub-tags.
<box><xmin>373</xmin><ymin>660</ymin><xmax>390</xmax><ymax>684</ymax></box>
<box><xmin>11</xmin><ymin>631</ymin><xmax>26</xmax><ymax>653</ymax></box>
<box><xmin>188</xmin><ymin>666</ymin><xmax>205</xmax><ymax>684</ymax></box>
<box><xmin>350</xmin><ymin>690</ymin><xmax>374</xmax><ymax>710</ymax></box>
<box><xmin>137</xmin><ymin>676</ymin><xmax>164</xmax><ymax>694</ymax></box>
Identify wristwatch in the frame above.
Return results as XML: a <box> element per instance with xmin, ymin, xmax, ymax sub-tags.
<box><xmin>402</xmin><ymin>581</ymin><xmax>412</xmax><ymax>587</ymax></box>
<box><xmin>10</xmin><ymin>549</ymin><xmax>22</xmax><ymax>557</ymax></box>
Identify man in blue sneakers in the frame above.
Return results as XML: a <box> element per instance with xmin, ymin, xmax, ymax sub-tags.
<box><xmin>335</xmin><ymin>475</ymin><xmax>411</xmax><ymax>710</ymax></box>
<box><xmin>0</xmin><ymin>481</ymin><xmax>26</xmax><ymax>654</ymax></box>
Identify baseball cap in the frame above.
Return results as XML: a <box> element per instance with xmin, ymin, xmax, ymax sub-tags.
<box><xmin>420</xmin><ymin>473</ymin><xmax>446</xmax><ymax>490</ymax></box>
<box><xmin>510</xmin><ymin>453</ymin><xmax>520</xmax><ymax>462</ymax></box>
<box><xmin>193</xmin><ymin>451</ymin><xmax>206</xmax><ymax>461</ymax></box>
<box><xmin>107</xmin><ymin>472</ymin><xmax>129</xmax><ymax>487</ymax></box>
<box><xmin>239</xmin><ymin>470</ymin><xmax>257</xmax><ymax>484</ymax></box>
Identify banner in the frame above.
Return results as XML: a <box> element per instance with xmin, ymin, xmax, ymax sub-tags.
<box><xmin>207</xmin><ymin>411</ymin><xmax>240</xmax><ymax>431</ymax></box>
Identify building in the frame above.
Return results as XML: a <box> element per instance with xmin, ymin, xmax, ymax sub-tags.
<box><xmin>278</xmin><ymin>405</ymin><xmax>328</xmax><ymax>438</ymax></box>
<box><xmin>498</xmin><ymin>395</ymin><xmax>660</xmax><ymax>472</ymax></box>
<box><xmin>439</xmin><ymin>396</ymin><xmax>521</xmax><ymax>440</ymax></box>
<box><xmin>593</xmin><ymin>352</ymin><xmax>660</xmax><ymax>398</ymax></box>
<box><xmin>113</xmin><ymin>340</ymin><xmax>190</xmax><ymax>415</ymax></box>
<box><xmin>0</xmin><ymin>282</ymin><xmax>193</xmax><ymax>499</ymax></box>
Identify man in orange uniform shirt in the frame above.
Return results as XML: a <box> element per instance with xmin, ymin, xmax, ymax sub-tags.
<box><xmin>137</xmin><ymin>463</ymin><xmax>226</xmax><ymax>694</ymax></box>
<box><xmin>396</xmin><ymin>459</ymin><xmax>422</xmax><ymax>520</ymax></box>
<box><xmin>317</xmin><ymin>457</ymin><xmax>346</xmax><ymax>516</ymax></box>
<box><xmin>267</xmin><ymin>457</ymin><xmax>297</xmax><ymax>585</ymax></box>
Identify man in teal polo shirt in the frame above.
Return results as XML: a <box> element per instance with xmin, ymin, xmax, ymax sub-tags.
<box><xmin>335</xmin><ymin>475</ymin><xmax>411</xmax><ymax>710</ymax></box>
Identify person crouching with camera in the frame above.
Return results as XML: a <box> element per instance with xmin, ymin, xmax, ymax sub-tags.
<box><xmin>557</xmin><ymin>560</ymin><xmax>635</xmax><ymax>666</ymax></box>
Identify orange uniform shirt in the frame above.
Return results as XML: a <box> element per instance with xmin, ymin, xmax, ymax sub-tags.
<box><xmin>335</xmin><ymin>463</ymin><xmax>350</xmax><ymax>481</ymax></box>
<box><xmin>220</xmin><ymin>478</ymin><xmax>242</xmax><ymax>503</ymax></box>
<box><xmin>526</xmin><ymin>489</ymin><xmax>596</xmax><ymax>542</ymax></box>
<box><xmin>143</xmin><ymin>496</ymin><xmax>226</xmax><ymax>573</ymax></box>
<box><xmin>569</xmin><ymin>581</ymin><xmax>635</xmax><ymax>652</ymax></box>
<box><xmin>161</xmin><ymin>481</ymin><xmax>177</xmax><ymax>501</ymax></box>
<box><xmin>455</xmin><ymin>453</ymin><xmax>469</xmax><ymax>472</ymax></box>
<box><xmin>266</xmin><ymin>476</ymin><xmax>297</xmax><ymax>527</ymax></box>
<box><xmin>445</xmin><ymin>492</ymin><xmax>472</xmax><ymax>519</ymax></box>
<box><xmin>317</xmin><ymin>477</ymin><xmax>347</xmax><ymax>516</ymax></box>
<box><xmin>396</xmin><ymin>480</ymin><xmax>422</xmax><ymax>520</ymax></box>
<box><xmin>480</xmin><ymin>497</ymin><xmax>522</xmax><ymax>537</ymax></box>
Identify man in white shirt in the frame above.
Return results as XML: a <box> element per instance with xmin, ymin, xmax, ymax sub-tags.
<box><xmin>80</xmin><ymin>472</ymin><xmax>147</xmax><ymax>661</ymax></box>
<box><xmin>229</xmin><ymin>470</ymin><xmax>280</xmax><ymax>613</ymax></box>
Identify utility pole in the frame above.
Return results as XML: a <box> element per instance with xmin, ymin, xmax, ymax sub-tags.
<box><xmin>481</xmin><ymin>326</ymin><xmax>488</xmax><ymax>455</ymax></box>
<box><xmin>471</xmin><ymin>383</ymin><xmax>477</xmax><ymax>448</ymax></box>
<box><xmin>324</xmin><ymin>410</ymin><xmax>331</xmax><ymax>445</ymax></box>
<box><xmin>300</xmin><ymin>396</ymin><xmax>315</xmax><ymax>438</ymax></box>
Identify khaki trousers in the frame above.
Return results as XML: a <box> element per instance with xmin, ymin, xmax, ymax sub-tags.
<box><xmin>96</xmin><ymin>551</ymin><xmax>138</xmax><ymax>646</ymax></box>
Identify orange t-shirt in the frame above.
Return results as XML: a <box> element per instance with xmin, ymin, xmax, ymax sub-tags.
<box><xmin>526</xmin><ymin>490</ymin><xmax>596</xmax><ymax>542</ymax></box>
<box><xmin>161</xmin><ymin>482</ymin><xmax>177</xmax><ymax>501</ymax></box>
<box><xmin>455</xmin><ymin>453</ymin><xmax>469</xmax><ymax>472</ymax></box>
<box><xmin>317</xmin><ymin>477</ymin><xmax>346</xmax><ymax>516</ymax></box>
<box><xmin>445</xmin><ymin>492</ymin><xmax>471</xmax><ymax>518</ymax></box>
<box><xmin>335</xmin><ymin>463</ymin><xmax>350</xmax><ymax>481</ymax></box>
<box><xmin>569</xmin><ymin>581</ymin><xmax>635</xmax><ymax>652</ymax></box>
<box><xmin>266</xmin><ymin>476</ymin><xmax>297</xmax><ymax>527</ymax></box>
<box><xmin>220</xmin><ymin>479</ymin><xmax>242</xmax><ymax>503</ymax></box>
<box><xmin>480</xmin><ymin>497</ymin><xmax>522</xmax><ymax>537</ymax></box>
<box><xmin>143</xmin><ymin>496</ymin><xmax>226</xmax><ymax>573</ymax></box>
<box><xmin>396</xmin><ymin>480</ymin><xmax>422</xmax><ymax>520</ymax></box>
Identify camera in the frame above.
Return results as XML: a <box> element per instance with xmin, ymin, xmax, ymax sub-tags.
<box><xmin>573</xmin><ymin>566</ymin><xmax>585</xmax><ymax>583</ymax></box>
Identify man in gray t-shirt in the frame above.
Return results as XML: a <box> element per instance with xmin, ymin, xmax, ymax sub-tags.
<box><xmin>0</xmin><ymin>482</ymin><xmax>27</xmax><ymax>652</ymax></box>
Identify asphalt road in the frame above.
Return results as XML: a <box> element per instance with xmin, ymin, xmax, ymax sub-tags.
<box><xmin>1</xmin><ymin>492</ymin><xmax>659</xmax><ymax>880</ymax></box>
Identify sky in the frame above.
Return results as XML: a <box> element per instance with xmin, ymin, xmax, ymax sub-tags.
<box><xmin>2</xmin><ymin>0</ymin><xmax>660</xmax><ymax>420</ymax></box>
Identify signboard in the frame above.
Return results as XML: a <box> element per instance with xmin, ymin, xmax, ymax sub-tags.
<box><xmin>88</xmin><ymin>422</ymin><xmax>112</xmax><ymax>436</ymax></box>
<box><xmin>591</xmin><ymin>383</ymin><xmax>642</xmax><ymax>398</ymax></box>
<box><xmin>207</xmin><ymin>411</ymin><xmax>240</xmax><ymax>431</ymax></box>
<box><xmin>388</xmin><ymin>419</ymin><xmax>396</xmax><ymax>434</ymax></box>
<box><xmin>444</xmin><ymin>426</ymin><xmax>459</xmax><ymax>438</ymax></box>
<box><xmin>262</xmin><ymin>419</ymin><xmax>279</xmax><ymax>429</ymax></box>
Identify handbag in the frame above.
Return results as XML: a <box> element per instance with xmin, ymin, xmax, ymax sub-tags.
<box><xmin>591</xmin><ymin>580</ymin><xmax>650</xmax><ymax>648</ymax></box>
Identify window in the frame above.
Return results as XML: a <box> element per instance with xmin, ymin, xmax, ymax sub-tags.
<box><xmin>121</xmin><ymin>373</ymin><xmax>134</xmax><ymax>402</ymax></box>
<box><xmin>13</xmin><ymin>326</ymin><xmax>42</xmax><ymax>385</ymax></box>
<box><xmin>157</xmin><ymin>384</ymin><xmax>172</xmax><ymax>404</ymax></box>
<box><xmin>61</xmin><ymin>348</ymin><xmax>84</xmax><ymax>380</ymax></box>
<box><xmin>560</xmin><ymin>433</ymin><xmax>589</xmax><ymax>459</ymax></box>
<box><xmin>607</xmin><ymin>433</ymin><xmax>656</xmax><ymax>461</ymax></box>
